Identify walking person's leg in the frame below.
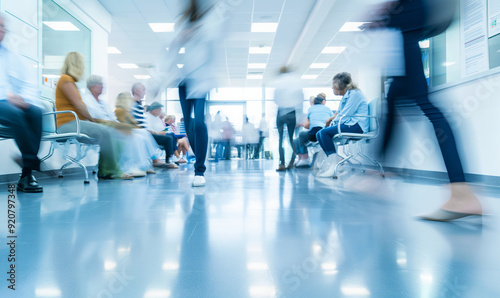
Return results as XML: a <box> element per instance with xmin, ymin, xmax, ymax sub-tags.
<box><xmin>285</xmin><ymin>111</ymin><xmax>297</xmax><ymax>169</ymax></box>
<box><xmin>276</xmin><ymin>113</ymin><xmax>286</xmax><ymax>171</ymax></box>
<box><xmin>402</xmin><ymin>30</ymin><xmax>481</xmax><ymax>220</ymax></box>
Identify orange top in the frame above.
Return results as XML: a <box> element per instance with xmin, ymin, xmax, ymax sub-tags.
<box><xmin>55</xmin><ymin>74</ymin><xmax>89</xmax><ymax>127</ymax></box>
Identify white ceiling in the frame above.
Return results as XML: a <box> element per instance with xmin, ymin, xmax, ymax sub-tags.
<box><xmin>98</xmin><ymin>0</ymin><xmax>382</xmax><ymax>92</ymax></box>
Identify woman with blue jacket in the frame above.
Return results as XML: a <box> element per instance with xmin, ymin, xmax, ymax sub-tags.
<box><xmin>316</xmin><ymin>72</ymin><xmax>369</xmax><ymax>177</ymax></box>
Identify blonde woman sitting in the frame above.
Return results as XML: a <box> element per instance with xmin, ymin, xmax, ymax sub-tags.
<box><xmin>55</xmin><ymin>52</ymin><xmax>131</xmax><ymax>179</ymax></box>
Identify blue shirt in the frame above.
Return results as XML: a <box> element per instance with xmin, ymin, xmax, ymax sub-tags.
<box><xmin>0</xmin><ymin>44</ymin><xmax>38</xmax><ymax>105</ymax></box>
<box><xmin>333</xmin><ymin>89</ymin><xmax>369</xmax><ymax>133</ymax></box>
<box><xmin>308</xmin><ymin>104</ymin><xmax>334</xmax><ymax>128</ymax></box>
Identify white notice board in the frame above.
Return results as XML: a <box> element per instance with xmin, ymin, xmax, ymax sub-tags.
<box><xmin>462</xmin><ymin>0</ymin><xmax>489</xmax><ymax>76</ymax></box>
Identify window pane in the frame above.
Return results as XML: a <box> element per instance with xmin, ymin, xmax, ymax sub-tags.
<box><xmin>166</xmin><ymin>88</ymin><xmax>179</xmax><ymax>100</ymax></box>
<box><xmin>42</xmin><ymin>0</ymin><xmax>91</xmax><ymax>91</ymax></box>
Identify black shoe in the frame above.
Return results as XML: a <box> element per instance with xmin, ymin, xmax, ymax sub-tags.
<box><xmin>17</xmin><ymin>175</ymin><xmax>43</xmax><ymax>193</ymax></box>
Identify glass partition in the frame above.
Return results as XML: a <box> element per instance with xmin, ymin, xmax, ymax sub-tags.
<box><xmin>41</xmin><ymin>0</ymin><xmax>91</xmax><ymax>92</ymax></box>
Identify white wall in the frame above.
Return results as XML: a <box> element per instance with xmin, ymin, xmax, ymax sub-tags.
<box><xmin>0</xmin><ymin>0</ymin><xmax>110</xmax><ymax>175</ymax></box>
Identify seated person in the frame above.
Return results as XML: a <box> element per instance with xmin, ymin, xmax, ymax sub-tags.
<box><xmin>55</xmin><ymin>52</ymin><xmax>132</xmax><ymax>179</ymax></box>
<box><xmin>144</xmin><ymin>102</ymin><xmax>180</xmax><ymax>168</ymax></box>
<box><xmin>294</xmin><ymin>93</ymin><xmax>334</xmax><ymax>167</ymax></box>
<box><xmin>114</xmin><ymin>92</ymin><xmax>174</xmax><ymax>169</ymax></box>
<box><xmin>316</xmin><ymin>72</ymin><xmax>369</xmax><ymax>177</ymax></box>
<box><xmin>130</xmin><ymin>83</ymin><xmax>177</xmax><ymax>168</ymax></box>
<box><xmin>0</xmin><ymin>14</ymin><xmax>44</xmax><ymax>192</ymax></box>
<box><xmin>83</xmin><ymin>76</ymin><xmax>160</xmax><ymax>176</ymax></box>
<box><xmin>164</xmin><ymin>115</ymin><xmax>190</xmax><ymax>164</ymax></box>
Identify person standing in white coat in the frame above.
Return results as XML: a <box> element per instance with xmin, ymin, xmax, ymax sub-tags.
<box><xmin>166</xmin><ymin>0</ymin><xmax>227</xmax><ymax>186</ymax></box>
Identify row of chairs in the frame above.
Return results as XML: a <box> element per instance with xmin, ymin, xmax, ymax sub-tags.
<box><xmin>0</xmin><ymin>100</ymin><xmax>98</xmax><ymax>183</ymax></box>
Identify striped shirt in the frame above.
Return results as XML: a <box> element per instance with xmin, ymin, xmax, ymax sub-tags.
<box><xmin>131</xmin><ymin>100</ymin><xmax>146</xmax><ymax>128</ymax></box>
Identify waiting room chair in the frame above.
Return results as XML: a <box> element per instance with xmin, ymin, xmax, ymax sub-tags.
<box><xmin>330</xmin><ymin>98</ymin><xmax>385</xmax><ymax>179</ymax></box>
<box><xmin>0</xmin><ymin>100</ymin><xmax>98</xmax><ymax>183</ymax></box>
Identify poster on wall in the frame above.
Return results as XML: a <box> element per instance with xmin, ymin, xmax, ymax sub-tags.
<box><xmin>488</xmin><ymin>0</ymin><xmax>500</xmax><ymax>37</ymax></box>
<box><xmin>461</xmin><ymin>0</ymin><xmax>489</xmax><ymax>76</ymax></box>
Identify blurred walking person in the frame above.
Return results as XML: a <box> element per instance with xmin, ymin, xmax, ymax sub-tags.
<box><xmin>166</xmin><ymin>0</ymin><xmax>227</xmax><ymax>186</ymax></box>
<box><xmin>366</xmin><ymin>0</ymin><xmax>481</xmax><ymax>221</ymax></box>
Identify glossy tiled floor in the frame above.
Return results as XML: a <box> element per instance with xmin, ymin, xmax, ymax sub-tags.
<box><xmin>1</xmin><ymin>160</ymin><xmax>499</xmax><ymax>298</ymax></box>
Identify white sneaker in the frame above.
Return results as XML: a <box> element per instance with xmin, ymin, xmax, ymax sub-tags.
<box><xmin>295</xmin><ymin>159</ymin><xmax>310</xmax><ymax>167</ymax></box>
<box><xmin>192</xmin><ymin>175</ymin><xmax>206</xmax><ymax>187</ymax></box>
<box><xmin>318</xmin><ymin>165</ymin><xmax>337</xmax><ymax>178</ymax></box>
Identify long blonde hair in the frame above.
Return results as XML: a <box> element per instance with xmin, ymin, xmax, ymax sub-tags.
<box><xmin>115</xmin><ymin>92</ymin><xmax>133</xmax><ymax>111</ymax></box>
<box><xmin>333</xmin><ymin>72</ymin><xmax>358</xmax><ymax>91</ymax></box>
<box><xmin>61</xmin><ymin>52</ymin><xmax>84</xmax><ymax>82</ymax></box>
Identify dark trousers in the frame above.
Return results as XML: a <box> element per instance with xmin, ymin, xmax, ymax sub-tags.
<box><xmin>276</xmin><ymin>110</ymin><xmax>296</xmax><ymax>165</ymax></box>
<box><xmin>179</xmin><ymin>83</ymin><xmax>208</xmax><ymax>176</ymax></box>
<box><xmin>0</xmin><ymin>101</ymin><xmax>42</xmax><ymax>171</ymax></box>
<box><xmin>295</xmin><ymin>126</ymin><xmax>322</xmax><ymax>155</ymax></box>
<box><xmin>152</xmin><ymin>134</ymin><xmax>174</xmax><ymax>163</ymax></box>
<box><xmin>254</xmin><ymin>131</ymin><xmax>265</xmax><ymax>159</ymax></box>
<box><xmin>316</xmin><ymin>123</ymin><xmax>363</xmax><ymax>156</ymax></box>
<box><xmin>383</xmin><ymin>0</ymin><xmax>466</xmax><ymax>183</ymax></box>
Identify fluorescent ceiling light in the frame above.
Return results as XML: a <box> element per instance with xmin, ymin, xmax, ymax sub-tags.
<box><xmin>339</xmin><ymin>22</ymin><xmax>367</xmax><ymax>32</ymax></box>
<box><xmin>247</xmin><ymin>262</ymin><xmax>269</xmax><ymax>270</ymax></box>
<box><xmin>322</xmin><ymin>46</ymin><xmax>346</xmax><ymax>54</ymax></box>
<box><xmin>249</xmin><ymin>287</ymin><xmax>276</xmax><ymax>296</ymax></box>
<box><xmin>247</xmin><ymin>74</ymin><xmax>263</xmax><ymax>80</ymax></box>
<box><xmin>419</xmin><ymin>40</ymin><xmax>430</xmax><ymax>49</ymax></box>
<box><xmin>43</xmin><ymin>21</ymin><xmax>79</xmax><ymax>31</ymax></box>
<box><xmin>165</xmin><ymin>47</ymin><xmax>185</xmax><ymax>53</ymax></box>
<box><xmin>341</xmin><ymin>286</ymin><xmax>370</xmax><ymax>296</ymax></box>
<box><xmin>310</xmin><ymin>63</ymin><xmax>329</xmax><ymax>69</ymax></box>
<box><xmin>248</xmin><ymin>63</ymin><xmax>266</xmax><ymax>69</ymax></box>
<box><xmin>149</xmin><ymin>23</ymin><xmax>175</xmax><ymax>32</ymax></box>
<box><xmin>134</xmin><ymin>75</ymin><xmax>151</xmax><ymax>79</ymax></box>
<box><xmin>443</xmin><ymin>62</ymin><xmax>456</xmax><ymax>67</ymax></box>
<box><xmin>177</xmin><ymin>64</ymin><xmax>184</xmax><ymax>68</ymax></box>
<box><xmin>301</xmin><ymin>75</ymin><xmax>318</xmax><ymax>80</ymax></box>
<box><xmin>251</xmin><ymin>23</ymin><xmax>278</xmax><ymax>32</ymax></box>
<box><xmin>104</xmin><ymin>261</ymin><xmax>117</xmax><ymax>271</ymax></box>
<box><xmin>321</xmin><ymin>263</ymin><xmax>337</xmax><ymax>270</ymax></box>
<box><xmin>118</xmin><ymin>63</ymin><xmax>139</xmax><ymax>69</ymax></box>
<box><xmin>162</xmin><ymin>262</ymin><xmax>179</xmax><ymax>270</ymax></box>
<box><xmin>35</xmin><ymin>288</ymin><xmax>62</xmax><ymax>296</ymax></box>
<box><xmin>249</xmin><ymin>47</ymin><xmax>271</xmax><ymax>54</ymax></box>
<box><xmin>107</xmin><ymin>47</ymin><xmax>121</xmax><ymax>54</ymax></box>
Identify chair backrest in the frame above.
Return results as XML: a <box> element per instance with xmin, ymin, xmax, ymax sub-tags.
<box><xmin>40</xmin><ymin>99</ymin><xmax>57</xmax><ymax>134</ymax></box>
<box><xmin>367</xmin><ymin>97</ymin><xmax>379</xmax><ymax>133</ymax></box>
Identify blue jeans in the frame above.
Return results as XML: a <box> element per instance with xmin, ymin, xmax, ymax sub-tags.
<box><xmin>0</xmin><ymin>101</ymin><xmax>42</xmax><ymax>171</ymax></box>
<box><xmin>316</xmin><ymin>123</ymin><xmax>363</xmax><ymax>156</ymax></box>
<box><xmin>179</xmin><ymin>83</ymin><xmax>208</xmax><ymax>176</ymax></box>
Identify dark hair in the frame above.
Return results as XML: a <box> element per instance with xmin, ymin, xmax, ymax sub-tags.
<box><xmin>314</xmin><ymin>96</ymin><xmax>325</xmax><ymax>105</ymax></box>
<box><xmin>333</xmin><ymin>72</ymin><xmax>358</xmax><ymax>91</ymax></box>
<box><xmin>181</xmin><ymin>0</ymin><xmax>212</xmax><ymax>23</ymax></box>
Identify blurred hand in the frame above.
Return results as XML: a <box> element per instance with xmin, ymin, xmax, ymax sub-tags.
<box><xmin>7</xmin><ymin>93</ymin><xmax>30</xmax><ymax>110</ymax></box>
